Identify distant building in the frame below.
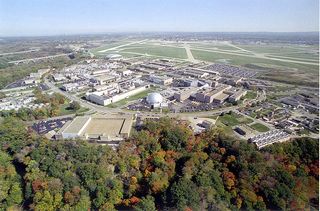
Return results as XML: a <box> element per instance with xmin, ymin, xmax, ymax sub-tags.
<box><xmin>86</xmin><ymin>85</ymin><xmax>149</xmax><ymax>106</ymax></box>
<box><xmin>174</xmin><ymin>87</ymin><xmax>198</xmax><ymax>102</ymax></box>
<box><xmin>149</xmin><ymin>75</ymin><xmax>173</xmax><ymax>85</ymax></box>
<box><xmin>228</xmin><ymin>90</ymin><xmax>247</xmax><ymax>102</ymax></box>
<box><xmin>91</xmin><ymin>75</ymin><xmax>117</xmax><ymax>85</ymax></box>
<box><xmin>195</xmin><ymin>85</ymin><xmax>231</xmax><ymax>103</ymax></box>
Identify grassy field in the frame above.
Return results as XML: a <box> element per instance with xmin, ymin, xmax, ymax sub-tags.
<box><xmin>250</xmin><ymin>123</ymin><xmax>270</xmax><ymax>132</ymax></box>
<box><xmin>90</xmin><ymin>41</ymin><xmax>131</xmax><ymax>54</ymax></box>
<box><xmin>120</xmin><ymin>46</ymin><xmax>187</xmax><ymax>59</ymax></box>
<box><xmin>191</xmin><ymin>49</ymin><xmax>319</xmax><ymax>71</ymax></box>
<box><xmin>59</xmin><ymin>103</ymin><xmax>89</xmax><ymax>115</ymax></box>
<box><xmin>244</xmin><ymin>91</ymin><xmax>257</xmax><ymax>100</ymax></box>
<box><xmin>218</xmin><ymin>112</ymin><xmax>254</xmax><ymax>127</ymax></box>
<box><xmin>106</xmin><ymin>88</ymin><xmax>157</xmax><ymax>108</ymax></box>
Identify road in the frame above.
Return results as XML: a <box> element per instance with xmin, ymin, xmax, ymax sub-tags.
<box><xmin>184</xmin><ymin>43</ymin><xmax>197</xmax><ymax>63</ymax></box>
<box><xmin>0</xmin><ymin>49</ymin><xmax>39</xmax><ymax>56</ymax></box>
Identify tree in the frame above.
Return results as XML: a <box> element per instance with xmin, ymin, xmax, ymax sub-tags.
<box><xmin>69</xmin><ymin>101</ymin><xmax>81</xmax><ymax>111</ymax></box>
<box><xmin>168</xmin><ymin>177</ymin><xmax>200</xmax><ymax>210</ymax></box>
<box><xmin>134</xmin><ymin>195</ymin><xmax>156</xmax><ymax>211</ymax></box>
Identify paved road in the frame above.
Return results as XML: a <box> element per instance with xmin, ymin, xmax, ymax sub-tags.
<box><xmin>184</xmin><ymin>43</ymin><xmax>197</xmax><ymax>63</ymax></box>
<box><xmin>0</xmin><ymin>49</ymin><xmax>39</xmax><ymax>56</ymax></box>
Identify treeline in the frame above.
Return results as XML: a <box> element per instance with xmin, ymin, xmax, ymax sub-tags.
<box><xmin>0</xmin><ymin>117</ymin><xmax>318</xmax><ymax>210</ymax></box>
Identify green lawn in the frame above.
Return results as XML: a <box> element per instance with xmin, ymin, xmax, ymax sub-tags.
<box><xmin>191</xmin><ymin>49</ymin><xmax>319</xmax><ymax>72</ymax></box>
<box><xmin>121</xmin><ymin>46</ymin><xmax>188</xmax><ymax>59</ymax></box>
<box><xmin>106</xmin><ymin>88</ymin><xmax>157</xmax><ymax>108</ymax></box>
<box><xmin>59</xmin><ymin>103</ymin><xmax>89</xmax><ymax>115</ymax></box>
<box><xmin>244</xmin><ymin>91</ymin><xmax>257</xmax><ymax>100</ymax></box>
<box><xmin>250</xmin><ymin>123</ymin><xmax>270</xmax><ymax>132</ymax></box>
<box><xmin>218</xmin><ymin>112</ymin><xmax>253</xmax><ymax>127</ymax></box>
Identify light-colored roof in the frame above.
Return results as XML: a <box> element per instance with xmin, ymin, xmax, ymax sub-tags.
<box><xmin>63</xmin><ymin>116</ymin><xmax>91</xmax><ymax>134</ymax></box>
<box><xmin>147</xmin><ymin>93</ymin><xmax>163</xmax><ymax>104</ymax></box>
<box><xmin>82</xmin><ymin>118</ymin><xmax>124</xmax><ymax>137</ymax></box>
<box><xmin>214</xmin><ymin>93</ymin><xmax>230</xmax><ymax>101</ymax></box>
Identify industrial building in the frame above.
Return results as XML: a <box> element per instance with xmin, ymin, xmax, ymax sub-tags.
<box><xmin>174</xmin><ymin>87</ymin><xmax>198</xmax><ymax>102</ymax></box>
<box><xmin>56</xmin><ymin>115</ymin><xmax>133</xmax><ymax>145</ymax></box>
<box><xmin>91</xmin><ymin>75</ymin><xmax>117</xmax><ymax>85</ymax></box>
<box><xmin>86</xmin><ymin>85</ymin><xmax>149</xmax><ymax>106</ymax></box>
<box><xmin>195</xmin><ymin>84</ymin><xmax>231</xmax><ymax>103</ymax></box>
<box><xmin>228</xmin><ymin>89</ymin><xmax>247</xmax><ymax>102</ymax></box>
<box><xmin>149</xmin><ymin>75</ymin><xmax>173</xmax><ymax>85</ymax></box>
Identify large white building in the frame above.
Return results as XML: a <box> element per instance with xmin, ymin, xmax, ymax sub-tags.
<box><xmin>146</xmin><ymin>92</ymin><xmax>167</xmax><ymax>108</ymax></box>
<box><xmin>86</xmin><ymin>85</ymin><xmax>150</xmax><ymax>106</ymax></box>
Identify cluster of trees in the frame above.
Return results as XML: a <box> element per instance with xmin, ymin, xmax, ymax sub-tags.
<box><xmin>0</xmin><ymin>117</ymin><xmax>318</xmax><ymax>210</ymax></box>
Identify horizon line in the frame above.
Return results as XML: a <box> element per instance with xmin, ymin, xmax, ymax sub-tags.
<box><xmin>0</xmin><ymin>31</ymin><xmax>319</xmax><ymax>38</ymax></box>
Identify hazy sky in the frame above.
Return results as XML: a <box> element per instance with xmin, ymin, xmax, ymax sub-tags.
<box><xmin>0</xmin><ymin>0</ymin><xmax>319</xmax><ymax>36</ymax></box>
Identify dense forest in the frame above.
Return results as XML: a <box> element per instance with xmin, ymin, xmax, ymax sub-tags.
<box><xmin>0</xmin><ymin>117</ymin><xmax>318</xmax><ymax>210</ymax></box>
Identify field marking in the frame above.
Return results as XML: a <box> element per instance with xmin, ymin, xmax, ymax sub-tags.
<box><xmin>98</xmin><ymin>39</ymin><xmax>148</xmax><ymax>53</ymax></box>
<box><xmin>189</xmin><ymin>47</ymin><xmax>319</xmax><ymax>66</ymax></box>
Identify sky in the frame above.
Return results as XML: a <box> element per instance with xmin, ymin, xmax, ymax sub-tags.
<box><xmin>0</xmin><ymin>0</ymin><xmax>319</xmax><ymax>36</ymax></box>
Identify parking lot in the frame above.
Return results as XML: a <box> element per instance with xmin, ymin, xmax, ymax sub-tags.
<box><xmin>32</xmin><ymin>117</ymin><xmax>72</xmax><ymax>135</ymax></box>
<box><xmin>206</xmin><ymin>64</ymin><xmax>257</xmax><ymax>78</ymax></box>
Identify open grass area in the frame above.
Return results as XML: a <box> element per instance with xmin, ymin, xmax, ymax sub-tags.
<box><xmin>250</xmin><ymin>123</ymin><xmax>270</xmax><ymax>132</ymax></box>
<box><xmin>59</xmin><ymin>103</ymin><xmax>89</xmax><ymax>115</ymax></box>
<box><xmin>191</xmin><ymin>49</ymin><xmax>319</xmax><ymax>71</ymax></box>
<box><xmin>244</xmin><ymin>91</ymin><xmax>257</xmax><ymax>100</ymax></box>
<box><xmin>120</xmin><ymin>46</ymin><xmax>187</xmax><ymax>59</ymax></box>
<box><xmin>218</xmin><ymin>112</ymin><xmax>254</xmax><ymax>127</ymax></box>
<box><xmin>90</xmin><ymin>41</ymin><xmax>130</xmax><ymax>54</ymax></box>
<box><xmin>106</xmin><ymin>87</ymin><xmax>157</xmax><ymax>108</ymax></box>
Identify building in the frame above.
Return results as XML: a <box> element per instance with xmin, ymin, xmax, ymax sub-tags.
<box><xmin>179</xmin><ymin>68</ymin><xmax>209</xmax><ymax>78</ymax></box>
<box><xmin>178</xmin><ymin>78</ymin><xmax>198</xmax><ymax>87</ymax></box>
<box><xmin>174</xmin><ymin>87</ymin><xmax>198</xmax><ymax>102</ymax></box>
<box><xmin>86</xmin><ymin>85</ymin><xmax>149</xmax><ymax>106</ymax></box>
<box><xmin>228</xmin><ymin>90</ymin><xmax>248</xmax><ymax>102</ymax></box>
<box><xmin>91</xmin><ymin>75</ymin><xmax>117</xmax><ymax>85</ymax></box>
<box><xmin>24</xmin><ymin>77</ymin><xmax>41</xmax><ymax>85</ymax></box>
<box><xmin>196</xmin><ymin>85</ymin><xmax>231</xmax><ymax>103</ymax></box>
<box><xmin>146</xmin><ymin>92</ymin><xmax>167</xmax><ymax>108</ymax></box>
<box><xmin>52</xmin><ymin>74</ymin><xmax>66</xmax><ymax>82</ymax></box>
<box><xmin>61</xmin><ymin>83</ymin><xmax>78</xmax><ymax>92</ymax></box>
<box><xmin>56</xmin><ymin>115</ymin><xmax>133</xmax><ymax>146</ymax></box>
<box><xmin>117</xmin><ymin>69</ymin><xmax>133</xmax><ymax>77</ymax></box>
<box><xmin>213</xmin><ymin>93</ymin><xmax>229</xmax><ymax>104</ymax></box>
<box><xmin>248</xmin><ymin>129</ymin><xmax>290</xmax><ymax>149</ymax></box>
<box><xmin>149</xmin><ymin>75</ymin><xmax>173</xmax><ymax>86</ymax></box>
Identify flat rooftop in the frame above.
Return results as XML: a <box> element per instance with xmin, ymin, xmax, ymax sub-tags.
<box><xmin>82</xmin><ymin>118</ymin><xmax>125</xmax><ymax>137</ymax></box>
<box><xmin>60</xmin><ymin>114</ymin><xmax>133</xmax><ymax>140</ymax></box>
